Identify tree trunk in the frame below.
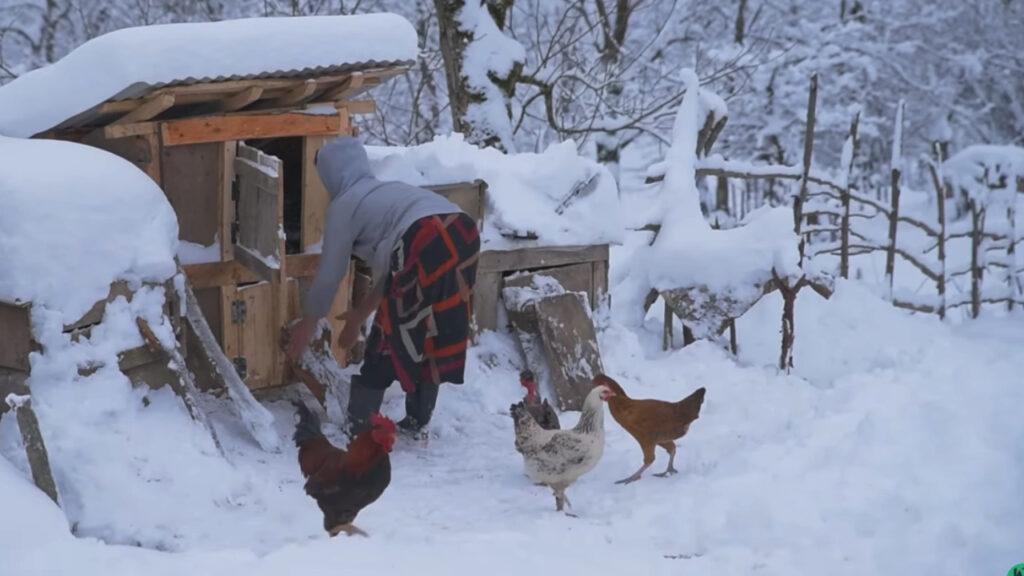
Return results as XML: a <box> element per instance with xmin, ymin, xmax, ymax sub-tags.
<box><xmin>735</xmin><ymin>0</ymin><xmax>748</xmax><ymax>44</ymax></box>
<box><xmin>434</xmin><ymin>0</ymin><xmax>474</xmax><ymax>139</ymax></box>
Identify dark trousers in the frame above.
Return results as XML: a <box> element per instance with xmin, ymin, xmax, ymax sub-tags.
<box><xmin>348</xmin><ymin>352</ymin><xmax>440</xmax><ymax>435</ymax></box>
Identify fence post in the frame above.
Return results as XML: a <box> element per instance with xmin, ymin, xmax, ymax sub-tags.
<box><xmin>930</xmin><ymin>142</ymin><xmax>948</xmax><ymax>320</ymax></box>
<box><xmin>885</xmin><ymin>100</ymin><xmax>905</xmax><ymax>299</ymax></box>
<box><xmin>840</xmin><ymin>112</ymin><xmax>860</xmax><ymax>279</ymax></box>
<box><xmin>795</xmin><ymin>74</ymin><xmax>818</xmax><ymax>266</ymax></box>
<box><xmin>970</xmin><ymin>199</ymin><xmax>983</xmax><ymax>319</ymax></box>
<box><xmin>1008</xmin><ymin>176</ymin><xmax>1021</xmax><ymax>311</ymax></box>
<box><xmin>662</xmin><ymin>299</ymin><xmax>673</xmax><ymax>351</ymax></box>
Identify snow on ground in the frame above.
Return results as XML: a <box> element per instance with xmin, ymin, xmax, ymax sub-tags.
<box><xmin>0</xmin><ymin>13</ymin><xmax>417</xmax><ymax>138</ymax></box>
<box><xmin>4</xmin><ymin>269</ymin><xmax>1023</xmax><ymax>574</ymax></box>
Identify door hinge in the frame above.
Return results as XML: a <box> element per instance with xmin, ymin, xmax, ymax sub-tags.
<box><xmin>230</xmin><ymin>299</ymin><xmax>247</xmax><ymax>324</ymax></box>
<box><xmin>232</xmin><ymin>357</ymin><xmax>247</xmax><ymax>380</ymax></box>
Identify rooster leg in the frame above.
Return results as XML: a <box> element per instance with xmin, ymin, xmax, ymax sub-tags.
<box><xmin>551</xmin><ymin>484</ymin><xmax>572</xmax><ymax>512</ymax></box>
<box><xmin>653</xmin><ymin>442</ymin><xmax>678</xmax><ymax>477</ymax></box>
<box><xmin>329</xmin><ymin>523</ymin><xmax>369</xmax><ymax>538</ymax></box>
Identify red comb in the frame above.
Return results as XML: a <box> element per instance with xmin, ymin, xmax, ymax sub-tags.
<box><xmin>370</xmin><ymin>413</ymin><xmax>395</xmax><ymax>430</ymax></box>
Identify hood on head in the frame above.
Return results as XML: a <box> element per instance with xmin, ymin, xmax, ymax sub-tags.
<box><xmin>316</xmin><ymin>136</ymin><xmax>372</xmax><ymax>200</ymax></box>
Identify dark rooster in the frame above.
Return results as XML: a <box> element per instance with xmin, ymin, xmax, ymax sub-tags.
<box><xmin>515</xmin><ymin>370</ymin><xmax>560</xmax><ymax>431</ymax></box>
<box><xmin>293</xmin><ymin>401</ymin><xmax>396</xmax><ymax>537</ymax></box>
<box><xmin>594</xmin><ymin>374</ymin><xmax>705</xmax><ymax>484</ymax></box>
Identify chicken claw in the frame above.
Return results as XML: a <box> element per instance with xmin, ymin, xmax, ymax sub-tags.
<box><xmin>329</xmin><ymin>523</ymin><xmax>369</xmax><ymax>538</ymax></box>
<box><xmin>653</xmin><ymin>467</ymin><xmax>678</xmax><ymax>478</ymax></box>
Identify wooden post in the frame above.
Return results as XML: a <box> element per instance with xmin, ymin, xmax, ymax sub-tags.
<box><xmin>662</xmin><ymin>298</ymin><xmax>673</xmax><ymax>351</ymax></box>
<box><xmin>928</xmin><ymin>153</ymin><xmax>948</xmax><ymax>320</ymax></box>
<box><xmin>970</xmin><ymin>199</ymin><xmax>983</xmax><ymax>319</ymax></box>
<box><xmin>728</xmin><ymin>319</ymin><xmax>738</xmax><ymax>355</ymax></box>
<box><xmin>795</xmin><ymin>74</ymin><xmax>818</xmax><ymax>265</ymax></box>
<box><xmin>1007</xmin><ymin>177</ymin><xmax>1021</xmax><ymax>312</ymax></box>
<box><xmin>840</xmin><ymin>112</ymin><xmax>860</xmax><ymax>279</ymax></box>
<box><xmin>885</xmin><ymin>101</ymin><xmax>905</xmax><ymax>299</ymax></box>
<box><xmin>8</xmin><ymin>397</ymin><xmax>61</xmax><ymax>506</ymax></box>
<box><xmin>776</xmin><ymin>277</ymin><xmax>798</xmax><ymax>371</ymax></box>
<box><xmin>885</xmin><ymin>170</ymin><xmax>902</xmax><ymax>299</ymax></box>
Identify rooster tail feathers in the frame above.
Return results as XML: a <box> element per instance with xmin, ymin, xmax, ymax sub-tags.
<box><xmin>292</xmin><ymin>400</ymin><xmax>323</xmax><ymax>446</ymax></box>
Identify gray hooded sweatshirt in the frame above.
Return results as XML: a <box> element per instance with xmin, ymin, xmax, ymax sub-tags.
<box><xmin>303</xmin><ymin>136</ymin><xmax>461</xmax><ymax>319</ymax></box>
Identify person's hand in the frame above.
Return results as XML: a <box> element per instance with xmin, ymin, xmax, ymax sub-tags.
<box><xmin>286</xmin><ymin>316</ymin><xmax>319</xmax><ymax>362</ymax></box>
<box><xmin>334</xmin><ymin>310</ymin><xmax>362</xmax><ymax>351</ymax></box>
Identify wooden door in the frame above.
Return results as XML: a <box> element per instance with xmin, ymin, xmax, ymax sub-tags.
<box><xmin>228</xmin><ymin>144</ymin><xmax>288</xmax><ymax>390</ymax></box>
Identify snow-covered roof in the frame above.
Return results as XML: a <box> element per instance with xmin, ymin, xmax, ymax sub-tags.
<box><xmin>0</xmin><ymin>14</ymin><xmax>418</xmax><ymax>138</ymax></box>
<box><xmin>0</xmin><ymin>136</ymin><xmax>178</xmax><ymax>321</ymax></box>
<box><xmin>367</xmin><ymin>135</ymin><xmax>624</xmax><ymax>250</ymax></box>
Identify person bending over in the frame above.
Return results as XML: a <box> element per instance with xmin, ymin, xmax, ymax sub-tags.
<box><xmin>287</xmin><ymin>136</ymin><xmax>479</xmax><ymax>435</ymax></box>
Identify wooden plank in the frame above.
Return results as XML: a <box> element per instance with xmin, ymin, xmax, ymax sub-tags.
<box><xmin>425</xmin><ymin>180</ymin><xmax>485</xmax><ymax>229</ymax></box>
<box><xmin>117</xmin><ymin>344</ymin><xmax>164</xmax><ymax>372</ymax></box>
<box><xmin>183</xmin><ymin>254</ymin><xmax>329</xmax><ymax>288</ymax></box>
<box><xmin>478</xmin><ymin>244</ymin><xmax>609</xmax><ymax>274</ymax></box>
<box><xmin>268</xmin><ymin>79</ymin><xmax>318</xmax><ymax>107</ymax></box>
<box><xmin>212</xmin><ymin>86</ymin><xmax>264</xmax><ymax>113</ymax></box>
<box><xmin>472</xmin><ymin>271</ymin><xmax>502</xmax><ymax>334</ymax></box>
<box><xmin>234</xmin><ymin>246</ymin><xmax>276</xmax><ymax>284</ymax></box>
<box><xmin>341</xmin><ymin>100</ymin><xmax>377</xmax><ymax>116</ymax></box>
<box><xmin>104</xmin><ymin>121</ymin><xmax>158</xmax><ymax>140</ymax></box>
<box><xmin>162</xmin><ymin>142</ymin><xmax>224</xmax><ymax>245</ymax></box>
<box><xmin>112</xmin><ymin>93</ymin><xmax>175</xmax><ymax>125</ymax></box>
<box><xmin>302</xmin><ymin>135</ymin><xmax>331</xmax><ymax>250</ymax></box>
<box><xmin>238</xmin><ymin>282</ymin><xmax>276</xmax><ymax>390</ymax></box>
<box><xmin>184</xmin><ymin>260</ymin><xmax>259</xmax><ymax>289</ymax></box>
<box><xmin>235</xmin><ymin>144</ymin><xmax>283</xmax><ymax>262</ymax></box>
<box><xmin>0</xmin><ymin>301</ymin><xmax>32</xmax><ymax>372</ymax></box>
<box><xmin>220</xmin><ymin>141</ymin><xmax>236</xmax><ymax>261</ymax></box>
<box><xmin>591</xmin><ymin>259</ymin><xmax>609</xmax><ymax>306</ymax></box>
<box><xmin>0</xmin><ymin>369</ymin><xmax>29</xmax><ymax>416</ymax></box>
<box><xmin>320</xmin><ymin>71</ymin><xmax>364</xmax><ymax>101</ymax></box>
<box><xmin>534</xmin><ymin>293</ymin><xmax>604</xmax><ymax>411</ymax></box>
<box><xmin>11</xmin><ymin>398</ymin><xmax>61</xmax><ymax>506</ymax></box>
<box><xmin>81</xmin><ymin>131</ymin><xmax>161</xmax><ymax>183</ymax></box>
<box><xmin>161</xmin><ymin>111</ymin><xmax>345</xmax><ymax>147</ymax></box>
<box><xmin>64</xmin><ymin>281</ymin><xmax>133</xmax><ymax>332</ymax></box>
<box><xmin>327</xmin><ymin>269</ymin><xmax>354</xmax><ymax>367</ymax></box>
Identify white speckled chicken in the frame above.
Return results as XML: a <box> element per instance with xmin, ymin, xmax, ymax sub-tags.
<box><xmin>510</xmin><ymin>384</ymin><xmax>613</xmax><ymax>512</ymax></box>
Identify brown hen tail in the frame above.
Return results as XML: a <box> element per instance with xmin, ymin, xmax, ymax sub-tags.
<box><xmin>675</xmin><ymin>387</ymin><xmax>706</xmax><ymax>420</ymax></box>
<box><xmin>292</xmin><ymin>400</ymin><xmax>324</xmax><ymax>447</ymax></box>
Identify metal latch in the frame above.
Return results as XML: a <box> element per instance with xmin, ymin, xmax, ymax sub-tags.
<box><xmin>231</xmin><ymin>300</ymin><xmax>247</xmax><ymax>324</ymax></box>
<box><xmin>232</xmin><ymin>357</ymin><xmax>247</xmax><ymax>380</ymax></box>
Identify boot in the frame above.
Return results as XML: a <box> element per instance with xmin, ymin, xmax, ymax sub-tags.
<box><xmin>400</xmin><ymin>382</ymin><xmax>439</xmax><ymax>433</ymax></box>
<box><xmin>347</xmin><ymin>377</ymin><xmax>385</xmax><ymax>436</ymax></box>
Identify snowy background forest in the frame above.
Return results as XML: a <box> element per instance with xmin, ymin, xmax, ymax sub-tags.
<box><xmin>1</xmin><ymin>1</ymin><xmax>1023</xmax><ymax>575</ymax></box>
<box><xmin>3</xmin><ymin>1</ymin><xmax>1023</xmax><ymax>167</ymax></box>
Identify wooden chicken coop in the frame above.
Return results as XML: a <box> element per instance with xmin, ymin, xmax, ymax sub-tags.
<box><xmin>34</xmin><ymin>64</ymin><xmax>413</xmax><ymax>393</ymax></box>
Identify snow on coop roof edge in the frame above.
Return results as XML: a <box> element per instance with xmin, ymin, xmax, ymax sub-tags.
<box><xmin>0</xmin><ymin>13</ymin><xmax>418</xmax><ymax>138</ymax></box>
<box><xmin>0</xmin><ymin>136</ymin><xmax>178</xmax><ymax>321</ymax></box>
<box><xmin>366</xmin><ymin>134</ymin><xmax>625</xmax><ymax>250</ymax></box>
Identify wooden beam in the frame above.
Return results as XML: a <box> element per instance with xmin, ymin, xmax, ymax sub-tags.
<box><xmin>161</xmin><ymin>111</ymin><xmax>345</xmax><ymax>147</ymax></box>
<box><xmin>184</xmin><ymin>260</ymin><xmax>259</xmax><ymax>289</ymax></box>
<box><xmin>11</xmin><ymin>398</ymin><xmax>61</xmax><ymax>506</ymax></box>
<box><xmin>213</xmin><ymin>86</ymin><xmax>264</xmax><ymax>113</ymax></box>
<box><xmin>340</xmin><ymin>100</ymin><xmax>377</xmax><ymax>116</ymax></box>
<box><xmin>233</xmin><ymin>245</ymin><xmax>276</xmax><ymax>284</ymax></box>
<box><xmin>267</xmin><ymin>79</ymin><xmax>317</xmax><ymax>107</ymax></box>
<box><xmin>104</xmin><ymin>121</ymin><xmax>158</xmax><ymax>140</ymax></box>
<box><xmin>478</xmin><ymin>244</ymin><xmax>610</xmax><ymax>274</ymax></box>
<box><xmin>320</xmin><ymin>72</ymin><xmax>364</xmax><ymax>102</ymax></box>
<box><xmin>112</xmin><ymin>93</ymin><xmax>175</xmax><ymax>125</ymax></box>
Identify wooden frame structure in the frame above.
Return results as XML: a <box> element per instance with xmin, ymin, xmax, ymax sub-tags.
<box><xmin>38</xmin><ymin>65</ymin><xmax>408</xmax><ymax>394</ymax></box>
